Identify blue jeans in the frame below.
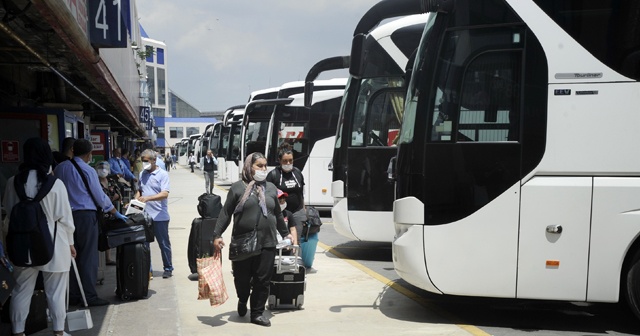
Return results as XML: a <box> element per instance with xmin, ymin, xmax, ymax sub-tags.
<box><xmin>152</xmin><ymin>220</ymin><xmax>173</xmax><ymax>272</ymax></box>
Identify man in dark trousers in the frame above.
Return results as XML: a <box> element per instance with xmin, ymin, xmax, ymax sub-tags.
<box><xmin>54</xmin><ymin>139</ymin><xmax>128</xmax><ymax>306</ymax></box>
<box><xmin>201</xmin><ymin>150</ymin><xmax>218</xmax><ymax>194</ymax></box>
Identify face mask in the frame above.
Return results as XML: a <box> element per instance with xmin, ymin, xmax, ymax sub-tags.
<box><xmin>143</xmin><ymin>162</ymin><xmax>153</xmax><ymax>171</ymax></box>
<box><xmin>97</xmin><ymin>169</ymin><xmax>109</xmax><ymax>177</ymax></box>
<box><xmin>282</xmin><ymin>164</ymin><xmax>293</xmax><ymax>172</ymax></box>
<box><xmin>253</xmin><ymin>169</ymin><xmax>268</xmax><ymax>181</ymax></box>
<box><xmin>280</xmin><ymin>202</ymin><xmax>287</xmax><ymax>211</ymax></box>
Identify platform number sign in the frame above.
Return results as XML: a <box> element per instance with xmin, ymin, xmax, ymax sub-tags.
<box><xmin>139</xmin><ymin>106</ymin><xmax>150</xmax><ymax>124</ymax></box>
<box><xmin>89</xmin><ymin>0</ymin><xmax>129</xmax><ymax>48</ymax></box>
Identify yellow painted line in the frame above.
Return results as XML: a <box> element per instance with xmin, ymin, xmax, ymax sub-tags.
<box><xmin>318</xmin><ymin>241</ymin><xmax>491</xmax><ymax>336</ymax></box>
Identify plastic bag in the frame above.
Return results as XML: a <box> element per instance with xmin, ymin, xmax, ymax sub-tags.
<box><xmin>197</xmin><ymin>254</ymin><xmax>229</xmax><ymax>307</ymax></box>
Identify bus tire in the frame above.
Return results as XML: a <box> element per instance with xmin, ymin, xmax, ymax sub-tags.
<box><xmin>624</xmin><ymin>248</ymin><xmax>640</xmax><ymax>320</ymax></box>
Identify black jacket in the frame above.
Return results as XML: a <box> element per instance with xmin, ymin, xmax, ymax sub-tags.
<box><xmin>213</xmin><ymin>181</ymin><xmax>289</xmax><ymax>249</ymax></box>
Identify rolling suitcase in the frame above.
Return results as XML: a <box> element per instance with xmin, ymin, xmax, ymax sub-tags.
<box><xmin>115</xmin><ymin>242</ymin><xmax>150</xmax><ymax>301</ymax></box>
<box><xmin>187</xmin><ymin>217</ymin><xmax>217</xmax><ymax>274</ymax></box>
<box><xmin>268</xmin><ymin>245</ymin><xmax>305</xmax><ymax>310</ymax></box>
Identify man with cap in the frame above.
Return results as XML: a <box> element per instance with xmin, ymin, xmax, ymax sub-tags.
<box><xmin>55</xmin><ymin>139</ymin><xmax>128</xmax><ymax>306</ymax></box>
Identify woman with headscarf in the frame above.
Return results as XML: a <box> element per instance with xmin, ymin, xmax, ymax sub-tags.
<box><xmin>2</xmin><ymin>137</ymin><xmax>76</xmax><ymax>336</ymax></box>
<box><xmin>213</xmin><ymin>152</ymin><xmax>292</xmax><ymax>327</ymax></box>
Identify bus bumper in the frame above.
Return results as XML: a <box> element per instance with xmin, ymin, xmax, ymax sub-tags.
<box><xmin>392</xmin><ymin>197</ymin><xmax>441</xmax><ymax>294</ymax></box>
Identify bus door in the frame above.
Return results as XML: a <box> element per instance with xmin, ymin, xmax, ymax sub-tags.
<box><xmin>346</xmin><ymin>85</ymin><xmax>404</xmax><ymax>232</ymax></box>
<box><xmin>418</xmin><ymin>27</ymin><xmax>526</xmax><ymax>297</ymax></box>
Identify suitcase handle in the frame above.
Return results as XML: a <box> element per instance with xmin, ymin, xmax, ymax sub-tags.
<box><xmin>276</xmin><ymin>245</ymin><xmax>301</xmax><ymax>273</ymax></box>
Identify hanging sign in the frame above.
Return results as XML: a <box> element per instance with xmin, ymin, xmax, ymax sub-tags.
<box><xmin>1</xmin><ymin>140</ymin><xmax>19</xmax><ymax>163</ymax></box>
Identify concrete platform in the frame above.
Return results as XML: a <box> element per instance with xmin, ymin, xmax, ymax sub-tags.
<box><xmin>31</xmin><ymin>164</ymin><xmax>470</xmax><ymax>336</ymax></box>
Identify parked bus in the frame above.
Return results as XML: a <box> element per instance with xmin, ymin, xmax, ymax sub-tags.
<box><xmin>242</xmin><ymin>77</ymin><xmax>347</xmax><ymax>209</ymax></box>
<box><xmin>176</xmin><ymin>137</ymin><xmax>189</xmax><ymax>165</ymax></box>
<box><xmin>218</xmin><ymin>105</ymin><xmax>245</xmax><ymax>182</ymax></box>
<box><xmin>315</xmin><ymin>14</ymin><xmax>429</xmax><ymax>242</ymax></box>
<box><xmin>386</xmin><ymin>0</ymin><xmax>640</xmax><ymax>320</ymax></box>
<box><xmin>187</xmin><ymin>133</ymin><xmax>201</xmax><ymax>157</ymax></box>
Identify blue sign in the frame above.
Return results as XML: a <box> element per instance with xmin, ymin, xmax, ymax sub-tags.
<box><xmin>88</xmin><ymin>0</ymin><xmax>129</xmax><ymax>48</ymax></box>
<box><xmin>139</xmin><ymin>106</ymin><xmax>150</xmax><ymax>123</ymax></box>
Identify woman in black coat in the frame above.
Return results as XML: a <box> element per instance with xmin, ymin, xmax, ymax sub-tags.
<box><xmin>213</xmin><ymin>152</ymin><xmax>292</xmax><ymax>327</ymax></box>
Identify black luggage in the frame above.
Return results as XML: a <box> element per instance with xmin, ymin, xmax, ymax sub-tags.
<box><xmin>0</xmin><ymin>289</ymin><xmax>48</xmax><ymax>335</ymax></box>
<box><xmin>106</xmin><ymin>225</ymin><xmax>147</xmax><ymax>248</ymax></box>
<box><xmin>197</xmin><ymin>193</ymin><xmax>222</xmax><ymax>218</ymax></box>
<box><xmin>105</xmin><ymin>212</ymin><xmax>154</xmax><ymax>243</ymax></box>
<box><xmin>116</xmin><ymin>242</ymin><xmax>150</xmax><ymax>301</ymax></box>
<box><xmin>268</xmin><ymin>246</ymin><xmax>305</xmax><ymax>310</ymax></box>
<box><xmin>187</xmin><ymin>217</ymin><xmax>217</xmax><ymax>274</ymax></box>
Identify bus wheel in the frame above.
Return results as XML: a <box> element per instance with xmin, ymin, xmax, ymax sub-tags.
<box><xmin>624</xmin><ymin>249</ymin><xmax>640</xmax><ymax>320</ymax></box>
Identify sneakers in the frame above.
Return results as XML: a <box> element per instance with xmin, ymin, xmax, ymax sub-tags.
<box><xmin>162</xmin><ymin>270</ymin><xmax>173</xmax><ymax>278</ymax></box>
<box><xmin>250</xmin><ymin>315</ymin><xmax>271</xmax><ymax>327</ymax></box>
<box><xmin>306</xmin><ymin>267</ymin><xmax>317</xmax><ymax>274</ymax></box>
<box><xmin>187</xmin><ymin>273</ymin><xmax>199</xmax><ymax>281</ymax></box>
<box><xmin>237</xmin><ymin>301</ymin><xmax>247</xmax><ymax>317</ymax></box>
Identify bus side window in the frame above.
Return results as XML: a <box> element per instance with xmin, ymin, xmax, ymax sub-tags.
<box><xmin>458</xmin><ymin>51</ymin><xmax>521</xmax><ymax>142</ymax></box>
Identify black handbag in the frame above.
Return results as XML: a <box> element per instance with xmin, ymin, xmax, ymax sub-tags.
<box><xmin>228</xmin><ymin>212</ymin><xmax>261</xmax><ymax>261</ymax></box>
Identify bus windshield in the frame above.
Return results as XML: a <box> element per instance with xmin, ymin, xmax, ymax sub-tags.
<box><xmin>349</xmin><ymin>77</ymin><xmax>404</xmax><ymax>147</ymax></box>
<box><xmin>400</xmin><ymin>12</ymin><xmax>438</xmax><ymax>145</ymax></box>
<box><xmin>245</xmin><ymin>121</ymin><xmax>269</xmax><ymax>156</ymax></box>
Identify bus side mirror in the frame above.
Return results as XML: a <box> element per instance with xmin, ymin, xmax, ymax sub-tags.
<box><xmin>387</xmin><ymin>156</ymin><xmax>397</xmax><ymax>182</ymax></box>
<box><xmin>349</xmin><ymin>34</ymin><xmax>366</xmax><ymax>79</ymax></box>
<box><xmin>304</xmin><ymin>81</ymin><xmax>314</xmax><ymax>108</ymax></box>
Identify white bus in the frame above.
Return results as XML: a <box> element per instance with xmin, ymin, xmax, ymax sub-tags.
<box><xmin>176</xmin><ymin>137</ymin><xmax>189</xmax><ymax>165</ymax></box>
<box><xmin>241</xmin><ymin>78</ymin><xmax>347</xmax><ymax>209</ymax></box>
<box><xmin>325</xmin><ymin>14</ymin><xmax>430</xmax><ymax>242</ymax></box>
<box><xmin>388</xmin><ymin>0</ymin><xmax>640</xmax><ymax>319</ymax></box>
<box><xmin>220</xmin><ymin>105</ymin><xmax>245</xmax><ymax>182</ymax></box>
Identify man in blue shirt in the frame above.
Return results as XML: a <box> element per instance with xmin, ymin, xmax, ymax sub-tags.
<box><xmin>54</xmin><ymin>139</ymin><xmax>127</xmax><ymax>306</ymax></box>
<box><xmin>121</xmin><ymin>148</ymin><xmax>132</xmax><ymax>172</ymax></box>
<box><xmin>136</xmin><ymin>149</ymin><xmax>173</xmax><ymax>278</ymax></box>
<box><xmin>155</xmin><ymin>151</ymin><xmax>166</xmax><ymax>171</ymax></box>
<box><xmin>109</xmin><ymin>148</ymin><xmax>137</xmax><ymax>185</ymax></box>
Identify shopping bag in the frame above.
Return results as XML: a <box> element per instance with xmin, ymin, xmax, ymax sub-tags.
<box><xmin>197</xmin><ymin>255</ymin><xmax>228</xmax><ymax>307</ymax></box>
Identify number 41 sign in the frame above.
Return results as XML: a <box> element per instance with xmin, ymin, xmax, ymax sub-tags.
<box><xmin>88</xmin><ymin>0</ymin><xmax>129</xmax><ymax>48</ymax></box>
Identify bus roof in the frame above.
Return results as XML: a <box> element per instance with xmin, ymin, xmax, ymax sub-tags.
<box><xmin>278</xmin><ymin>78</ymin><xmax>348</xmax><ymax>91</ymax></box>
<box><xmin>249</xmin><ymin>86</ymin><xmax>280</xmax><ymax>101</ymax></box>
<box><xmin>370</xmin><ymin>14</ymin><xmax>430</xmax><ymax>40</ymax></box>
<box><xmin>287</xmin><ymin>89</ymin><xmax>345</xmax><ymax>107</ymax></box>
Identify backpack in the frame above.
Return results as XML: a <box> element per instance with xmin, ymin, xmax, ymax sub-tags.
<box><xmin>7</xmin><ymin>175</ymin><xmax>58</xmax><ymax>267</ymax></box>
<box><xmin>197</xmin><ymin>193</ymin><xmax>222</xmax><ymax>218</ymax></box>
<box><xmin>302</xmin><ymin>206</ymin><xmax>322</xmax><ymax>239</ymax></box>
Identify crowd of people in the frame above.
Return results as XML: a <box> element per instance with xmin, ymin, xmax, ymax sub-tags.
<box><xmin>1</xmin><ymin>137</ymin><xmax>173</xmax><ymax>336</ymax></box>
<box><xmin>0</xmin><ymin>138</ymin><xmax>320</xmax><ymax>333</ymax></box>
